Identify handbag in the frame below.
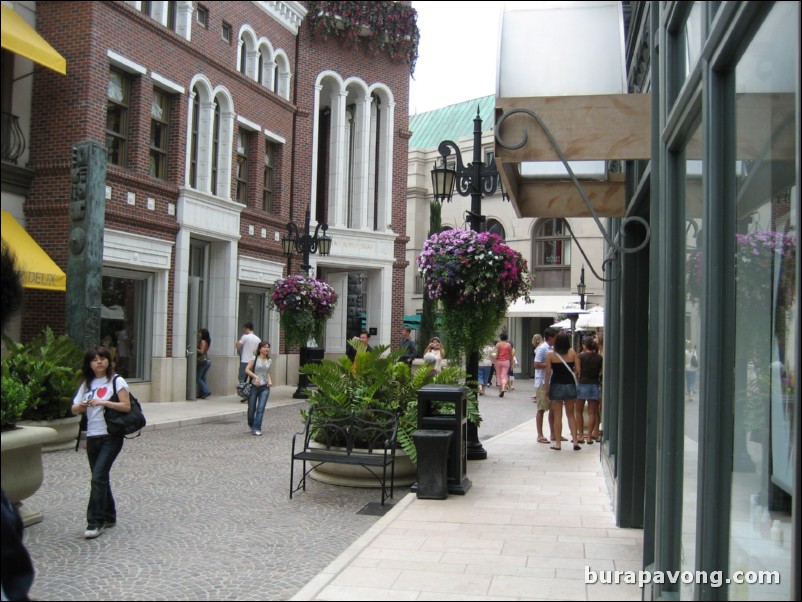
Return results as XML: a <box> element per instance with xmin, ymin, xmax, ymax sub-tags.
<box><xmin>236</xmin><ymin>380</ymin><xmax>252</xmax><ymax>399</ymax></box>
<box><xmin>490</xmin><ymin>349</ymin><xmax>499</xmax><ymax>360</ymax></box>
<box><xmin>104</xmin><ymin>375</ymin><xmax>147</xmax><ymax>438</ymax></box>
<box><xmin>197</xmin><ymin>352</ymin><xmax>208</xmax><ymax>365</ymax></box>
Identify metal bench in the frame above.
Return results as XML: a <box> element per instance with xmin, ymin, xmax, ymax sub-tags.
<box><xmin>290</xmin><ymin>407</ymin><xmax>399</xmax><ymax>505</ymax></box>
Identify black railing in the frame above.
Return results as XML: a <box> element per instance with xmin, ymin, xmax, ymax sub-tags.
<box><xmin>1</xmin><ymin>112</ymin><xmax>26</xmax><ymax>164</ymax></box>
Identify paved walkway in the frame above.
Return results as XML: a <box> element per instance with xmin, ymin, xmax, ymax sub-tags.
<box><xmin>24</xmin><ymin>385</ymin><xmax>643</xmax><ymax>601</ymax></box>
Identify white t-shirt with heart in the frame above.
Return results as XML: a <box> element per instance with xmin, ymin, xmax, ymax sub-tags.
<box><xmin>73</xmin><ymin>375</ymin><xmax>130</xmax><ymax>437</ymax></box>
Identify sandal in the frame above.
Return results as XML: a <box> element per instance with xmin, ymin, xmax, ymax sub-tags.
<box><xmin>573</xmin><ymin>445</ymin><xmax>582</xmax><ymax>451</ymax></box>
<box><xmin>550</xmin><ymin>446</ymin><xmax>561</xmax><ymax>450</ymax></box>
<box><xmin>537</xmin><ymin>437</ymin><xmax>549</xmax><ymax>444</ymax></box>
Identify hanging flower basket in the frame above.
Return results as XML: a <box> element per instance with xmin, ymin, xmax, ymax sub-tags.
<box><xmin>272</xmin><ymin>276</ymin><xmax>338</xmax><ymax>348</ymax></box>
<box><xmin>417</xmin><ymin>230</ymin><xmax>534</xmax><ymax>358</ymax></box>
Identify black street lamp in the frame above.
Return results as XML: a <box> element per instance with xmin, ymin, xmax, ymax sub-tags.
<box><xmin>282</xmin><ymin>206</ymin><xmax>332</xmax><ymax>398</ymax></box>
<box><xmin>430</xmin><ymin>108</ymin><xmax>505</xmax><ymax>461</ymax></box>
<box><xmin>577</xmin><ymin>265</ymin><xmax>587</xmax><ymax>310</ymax></box>
<box><xmin>282</xmin><ymin>207</ymin><xmax>332</xmax><ymax>275</ymax></box>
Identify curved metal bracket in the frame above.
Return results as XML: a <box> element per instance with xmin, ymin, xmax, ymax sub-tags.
<box><xmin>496</xmin><ymin>107</ymin><xmax>651</xmax><ymax>282</ymax></box>
<box><xmin>437</xmin><ymin>139</ymin><xmax>502</xmax><ymax>199</ymax></box>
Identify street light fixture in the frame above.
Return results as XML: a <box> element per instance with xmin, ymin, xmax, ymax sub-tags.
<box><xmin>282</xmin><ymin>206</ymin><xmax>333</xmax><ymax>398</ymax></box>
<box><xmin>430</xmin><ymin>108</ymin><xmax>505</xmax><ymax>460</ymax></box>
<box><xmin>282</xmin><ymin>207</ymin><xmax>332</xmax><ymax>275</ymax></box>
<box><xmin>576</xmin><ymin>265</ymin><xmax>587</xmax><ymax>310</ymax></box>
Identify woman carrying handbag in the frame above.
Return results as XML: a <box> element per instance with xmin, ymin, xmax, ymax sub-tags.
<box><xmin>244</xmin><ymin>341</ymin><xmax>272</xmax><ymax>436</ymax></box>
<box><xmin>544</xmin><ymin>332</ymin><xmax>581</xmax><ymax>450</ymax></box>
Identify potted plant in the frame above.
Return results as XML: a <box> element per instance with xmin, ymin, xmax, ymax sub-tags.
<box><xmin>272</xmin><ymin>275</ymin><xmax>338</xmax><ymax>348</ymax></box>
<box><xmin>417</xmin><ymin>229</ymin><xmax>534</xmax><ymax>359</ymax></box>
<box><xmin>3</xmin><ymin>327</ymin><xmax>83</xmax><ymax>451</ymax></box>
<box><xmin>300</xmin><ymin>342</ymin><xmax>480</xmax><ymax>487</ymax></box>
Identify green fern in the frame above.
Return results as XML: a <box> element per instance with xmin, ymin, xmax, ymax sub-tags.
<box><xmin>300</xmin><ymin>342</ymin><xmax>480</xmax><ymax>463</ymax></box>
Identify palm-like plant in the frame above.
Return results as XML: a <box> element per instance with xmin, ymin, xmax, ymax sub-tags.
<box><xmin>300</xmin><ymin>342</ymin><xmax>480</xmax><ymax>463</ymax></box>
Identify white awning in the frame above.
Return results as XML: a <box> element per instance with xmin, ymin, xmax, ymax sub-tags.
<box><xmin>507</xmin><ymin>295</ymin><xmax>582</xmax><ymax>318</ymax></box>
<box><xmin>576</xmin><ymin>306</ymin><xmax>605</xmax><ymax>329</ymax></box>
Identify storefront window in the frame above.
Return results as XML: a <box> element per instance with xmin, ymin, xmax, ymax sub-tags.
<box><xmin>100</xmin><ymin>272</ymin><xmax>152</xmax><ymax>381</ymax></box>
<box><xmin>681</xmin><ymin>127</ymin><xmax>703</xmax><ymax>583</ymax></box>
<box><xmin>730</xmin><ymin>3</ymin><xmax>797</xmax><ymax>598</ymax></box>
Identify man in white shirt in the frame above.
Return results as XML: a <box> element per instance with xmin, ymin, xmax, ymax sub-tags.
<box><xmin>235</xmin><ymin>322</ymin><xmax>261</xmax><ymax>385</ymax></box>
<box><xmin>534</xmin><ymin>327</ymin><xmax>558</xmax><ymax>443</ymax></box>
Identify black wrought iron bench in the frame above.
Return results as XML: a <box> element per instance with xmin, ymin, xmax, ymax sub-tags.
<box><xmin>290</xmin><ymin>407</ymin><xmax>399</xmax><ymax>505</ymax></box>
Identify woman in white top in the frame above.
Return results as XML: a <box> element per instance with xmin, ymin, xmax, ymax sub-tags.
<box><xmin>70</xmin><ymin>346</ymin><xmax>131</xmax><ymax>539</ymax></box>
<box><xmin>423</xmin><ymin>337</ymin><xmax>445</xmax><ymax>373</ymax></box>
<box><xmin>245</xmin><ymin>341</ymin><xmax>272</xmax><ymax>436</ymax></box>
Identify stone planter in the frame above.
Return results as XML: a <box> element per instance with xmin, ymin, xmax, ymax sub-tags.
<box><xmin>309</xmin><ymin>441</ymin><xmax>416</xmax><ymax>488</ymax></box>
<box><xmin>19</xmin><ymin>415</ymin><xmax>80</xmax><ymax>452</ymax></box>
<box><xmin>0</xmin><ymin>425</ymin><xmax>57</xmax><ymax>526</ymax></box>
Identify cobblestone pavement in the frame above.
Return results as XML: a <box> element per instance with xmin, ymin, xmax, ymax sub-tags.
<box><xmin>23</xmin><ymin>383</ymin><xmax>538</xmax><ymax>601</ymax></box>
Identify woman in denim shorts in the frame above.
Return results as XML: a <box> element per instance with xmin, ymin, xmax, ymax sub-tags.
<box><xmin>545</xmin><ymin>332</ymin><xmax>581</xmax><ymax>450</ymax></box>
<box><xmin>576</xmin><ymin>336</ymin><xmax>603</xmax><ymax>444</ymax></box>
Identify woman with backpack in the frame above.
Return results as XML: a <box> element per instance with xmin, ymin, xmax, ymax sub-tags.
<box><xmin>70</xmin><ymin>346</ymin><xmax>131</xmax><ymax>539</ymax></box>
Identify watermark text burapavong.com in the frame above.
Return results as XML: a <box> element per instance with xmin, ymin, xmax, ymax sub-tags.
<box><xmin>585</xmin><ymin>567</ymin><xmax>780</xmax><ymax>588</ymax></box>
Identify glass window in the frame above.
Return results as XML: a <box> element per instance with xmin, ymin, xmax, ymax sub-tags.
<box><xmin>100</xmin><ymin>272</ymin><xmax>152</xmax><ymax>381</ymax></box>
<box><xmin>239</xmin><ymin>38</ymin><xmax>247</xmax><ymax>75</ymax></box>
<box><xmin>196</xmin><ymin>5</ymin><xmax>208</xmax><ymax>27</ymax></box>
<box><xmin>729</xmin><ymin>4</ymin><xmax>797</xmax><ymax>597</ymax></box>
<box><xmin>486</xmin><ymin>218</ymin><xmax>505</xmax><ymax>240</ymax></box>
<box><xmin>221</xmin><ymin>21</ymin><xmax>232</xmax><ymax>43</ymax></box>
<box><xmin>106</xmin><ymin>68</ymin><xmax>130</xmax><ymax>166</ymax></box>
<box><xmin>149</xmin><ymin>90</ymin><xmax>169</xmax><ymax>180</ymax></box>
<box><xmin>236</xmin><ymin>129</ymin><xmax>249</xmax><ymax>204</ymax></box>
<box><xmin>211</xmin><ymin>99</ymin><xmax>220</xmax><ymax>194</ymax></box>
<box><xmin>189</xmin><ymin>87</ymin><xmax>199</xmax><ymax>188</ymax></box>
<box><xmin>681</xmin><ymin>124</ymin><xmax>703</xmax><ymax>587</ymax></box>
<box><xmin>533</xmin><ymin>218</ymin><xmax>571</xmax><ymax>288</ymax></box>
<box><xmin>263</xmin><ymin>140</ymin><xmax>275</xmax><ymax>212</ymax></box>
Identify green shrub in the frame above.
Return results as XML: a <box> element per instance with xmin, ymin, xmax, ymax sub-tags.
<box><xmin>0</xmin><ymin>374</ymin><xmax>30</xmax><ymax>430</ymax></box>
<box><xmin>2</xmin><ymin>328</ymin><xmax>83</xmax><ymax>422</ymax></box>
<box><xmin>301</xmin><ymin>342</ymin><xmax>480</xmax><ymax>464</ymax></box>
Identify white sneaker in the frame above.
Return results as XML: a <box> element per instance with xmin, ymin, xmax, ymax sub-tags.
<box><xmin>84</xmin><ymin>526</ymin><xmax>103</xmax><ymax>539</ymax></box>
<box><xmin>254</xmin><ymin>431</ymin><xmax>262</xmax><ymax>436</ymax></box>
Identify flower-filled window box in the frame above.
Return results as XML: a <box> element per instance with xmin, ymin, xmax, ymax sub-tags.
<box><xmin>307</xmin><ymin>1</ymin><xmax>420</xmax><ymax>74</ymax></box>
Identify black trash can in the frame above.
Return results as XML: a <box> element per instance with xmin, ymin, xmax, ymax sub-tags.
<box><xmin>412</xmin><ymin>430</ymin><xmax>452</xmax><ymax>499</ymax></box>
<box><xmin>416</xmin><ymin>384</ymin><xmax>472</xmax><ymax>494</ymax></box>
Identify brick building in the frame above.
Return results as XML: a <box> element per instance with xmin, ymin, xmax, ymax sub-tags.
<box><xmin>3</xmin><ymin>1</ymin><xmax>414</xmax><ymax>400</ymax></box>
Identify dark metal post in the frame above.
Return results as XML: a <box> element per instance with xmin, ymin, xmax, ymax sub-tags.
<box><xmin>66</xmin><ymin>141</ymin><xmax>107</xmax><ymax>350</ymax></box>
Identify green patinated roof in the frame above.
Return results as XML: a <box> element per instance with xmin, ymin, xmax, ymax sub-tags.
<box><xmin>408</xmin><ymin>95</ymin><xmax>495</xmax><ymax>149</ymax></box>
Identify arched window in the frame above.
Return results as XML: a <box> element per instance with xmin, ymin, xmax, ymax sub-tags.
<box><xmin>486</xmin><ymin>219</ymin><xmax>506</xmax><ymax>240</ymax></box>
<box><xmin>532</xmin><ymin>218</ymin><xmax>571</xmax><ymax>289</ymax></box>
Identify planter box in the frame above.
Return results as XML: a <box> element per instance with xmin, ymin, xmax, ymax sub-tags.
<box><xmin>19</xmin><ymin>416</ymin><xmax>80</xmax><ymax>452</ymax></box>
<box><xmin>1</xmin><ymin>425</ymin><xmax>57</xmax><ymax>526</ymax></box>
<box><xmin>309</xmin><ymin>441</ymin><xmax>416</xmax><ymax>488</ymax></box>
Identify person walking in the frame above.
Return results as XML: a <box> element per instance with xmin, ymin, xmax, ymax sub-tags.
<box><xmin>70</xmin><ymin>346</ymin><xmax>131</xmax><ymax>539</ymax></box>
<box><xmin>398</xmin><ymin>326</ymin><xmax>417</xmax><ymax>366</ymax></box>
<box><xmin>478</xmin><ymin>343</ymin><xmax>495</xmax><ymax>395</ymax></box>
<box><xmin>576</xmin><ymin>336</ymin><xmax>603</xmax><ymax>444</ymax></box>
<box><xmin>493</xmin><ymin>333</ymin><xmax>514</xmax><ymax>397</ymax></box>
<box><xmin>346</xmin><ymin>331</ymin><xmax>372</xmax><ymax>362</ymax></box>
<box><xmin>196</xmin><ymin>328</ymin><xmax>212</xmax><ymax>399</ymax></box>
<box><xmin>533</xmin><ymin>327</ymin><xmax>558</xmax><ymax>443</ymax></box>
<box><xmin>235</xmin><ymin>322</ymin><xmax>261</xmax><ymax>389</ymax></box>
<box><xmin>244</xmin><ymin>341</ymin><xmax>272</xmax><ymax>436</ymax></box>
<box><xmin>545</xmin><ymin>332</ymin><xmax>581</xmax><ymax>450</ymax></box>
<box><xmin>685</xmin><ymin>341</ymin><xmax>698</xmax><ymax>401</ymax></box>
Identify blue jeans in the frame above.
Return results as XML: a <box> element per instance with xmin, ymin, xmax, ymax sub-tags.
<box><xmin>247</xmin><ymin>385</ymin><xmax>270</xmax><ymax>431</ymax></box>
<box><xmin>478</xmin><ymin>365</ymin><xmax>491</xmax><ymax>386</ymax></box>
<box><xmin>86</xmin><ymin>435</ymin><xmax>124</xmax><ymax>529</ymax></box>
<box><xmin>238</xmin><ymin>362</ymin><xmax>249</xmax><ymax>383</ymax></box>
<box><xmin>197</xmin><ymin>359</ymin><xmax>211</xmax><ymax>397</ymax></box>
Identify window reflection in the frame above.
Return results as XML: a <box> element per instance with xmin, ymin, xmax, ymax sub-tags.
<box><xmin>100</xmin><ymin>274</ymin><xmax>149</xmax><ymax>381</ymax></box>
<box><xmin>730</xmin><ymin>3</ymin><xmax>797</xmax><ymax>598</ymax></box>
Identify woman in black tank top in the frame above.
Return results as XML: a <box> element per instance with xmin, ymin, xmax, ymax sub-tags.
<box><xmin>544</xmin><ymin>332</ymin><xmax>581</xmax><ymax>450</ymax></box>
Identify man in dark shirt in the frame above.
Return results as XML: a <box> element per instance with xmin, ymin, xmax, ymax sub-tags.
<box><xmin>398</xmin><ymin>326</ymin><xmax>417</xmax><ymax>366</ymax></box>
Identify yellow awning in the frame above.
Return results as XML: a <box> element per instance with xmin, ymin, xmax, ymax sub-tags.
<box><xmin>1</xmin><ymin>6</ymin><xmax>66</xmax><ymax>75</ymax></box>
<box><xmin>1</xmin><ymin>211</ymin><xmax>66</xmax><ymax>292</ymax></box>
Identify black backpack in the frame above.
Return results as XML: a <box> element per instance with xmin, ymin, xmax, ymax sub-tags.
<box><xmin>75</xmin><ymin>375</ymin><xmax>147</xmax><ymax>450</ymax></box>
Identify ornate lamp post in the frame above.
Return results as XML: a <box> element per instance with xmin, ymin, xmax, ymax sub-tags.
<box><xmin>282</xmin><ymin>207</ymin><xmax>332</xmax><ymax>275</ymax></box>
<box><xmin>567</xmin><ymin>266</ymin><xmax>588</xmax><ymax>350</ymax></box>
<box><xmin>282</xmin><ymin>207</ymin><xmax>332</xmax><ymax>398</ymax></box>
<box><xmin>577</xmin><ymin>265</ymin><xmax>587</xmax><ymax>310</ymax></box>
<box><xmin>430</xmin><ymin>109</ymin><xmax>505</xmax><ymax>460</ymax></box>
